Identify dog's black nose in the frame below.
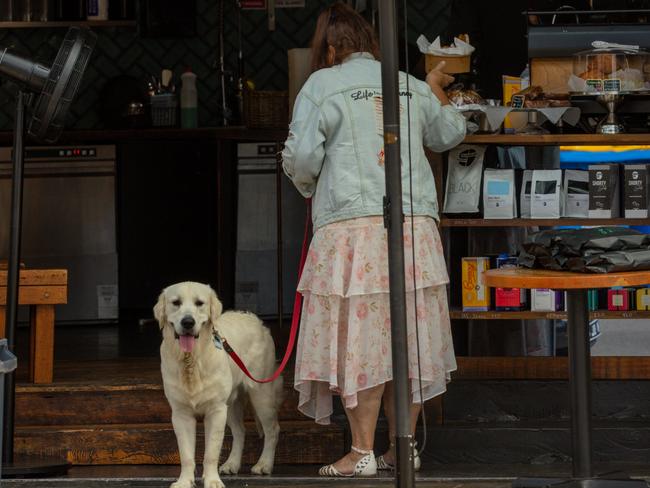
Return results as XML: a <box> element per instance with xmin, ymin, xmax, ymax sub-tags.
<box><xmin>181</xmin><ymin>316</ymin><xmax>195</xmax><ymax>330</ymax></box>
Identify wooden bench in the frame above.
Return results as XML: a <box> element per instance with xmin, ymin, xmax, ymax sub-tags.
<box><xmin>0</xmin><ymin>269</ymin><xmax>67</xmax><ymax>383</ymax></box>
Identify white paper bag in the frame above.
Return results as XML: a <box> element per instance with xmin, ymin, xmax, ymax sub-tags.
<box><xmin>483</xmin><ymin>169</ymin><xmax>516</xmax><ymax>219</ymax></box>
<box><xmin>563</xmin><ymin>169</ymin><xmax>589</xmax><ymax>218</ymax></box>
<box><xmin>520</xmin><ymin>170</ymin><xmax>533</xmax><ymax>218</ymax></box>
<box><xmin>531</xmin><ymin>169</ymin><xmax>562</xmax><ymax>219</ymax></box>
<box><xmin>443</xmin><ymin>145</ymin><xmax>486</xmax><ymax>214</ymax></box>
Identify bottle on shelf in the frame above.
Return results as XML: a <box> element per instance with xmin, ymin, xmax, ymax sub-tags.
<box><xmin>87</xmin><ymin>0</ymin><xmax>109</xmax><ymax>20</ymax></box>
<box><xmin>180</xmin><ymin>67</ymin><xmax>198</xmax><ymax>129</ymax></box>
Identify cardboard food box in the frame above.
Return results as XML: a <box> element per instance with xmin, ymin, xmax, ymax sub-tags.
<box><xmin>636</xmin><ymin>287</ymin><xmax>650</xmax><ymax>311</ymax></box>
<box><xmin>608</xmin><ymin>287</ymin><xmax>630</xmax><ymax>311</ymax></box>
<box><xmin>531</xmin><ymin>289</ymin><xmax>564</xmax><ymax>311</ymax></box>
<box><xmin>425</xmin><ymin>54</ymin><xmax>470</xmax><ymax>74</ymax></box>
<box><xmin>588</xmin><ymin>289</ymin><xmax>599</xmax><ymax>311</ymax></box>
<box><xmin>462</xmin><ymin>257</ymin><xmax>490</xmax><ymax>311</ymax></box>
<box><xmin>495</xmin><ymin>255</ymin><xmax>526</xmax><ymax>311</ymax></box>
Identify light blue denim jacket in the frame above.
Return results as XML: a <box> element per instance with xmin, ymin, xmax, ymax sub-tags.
<box><xmin>282</xmin><ymin>52</ymin><xmax>466</xmax><ymax>229</ymax></box>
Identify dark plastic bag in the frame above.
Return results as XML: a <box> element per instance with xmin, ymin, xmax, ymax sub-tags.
<box><xmin>519</xmin><ymin>227</ymin><xmax>650</xmax><ymax>273</ymax></box>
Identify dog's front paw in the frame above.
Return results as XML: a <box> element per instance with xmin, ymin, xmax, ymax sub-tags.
<box><xmin>170</xmin><ymin>479</ymin><xmax>194</xmax><ymax>488</ymax></box>
<box><xmin>203</xmin><ymin>477</ymin><xmax>225</xmax><ymax>488</ymax></box>
<box><xmin>219</xmin><ymin>459</ymin><xmax>241</xmax><ymax>475</ymax></box>
<box><xmin>251</xmin><ymin>458</ymin><xmax>274</xmax><ymax>475</ymax></box>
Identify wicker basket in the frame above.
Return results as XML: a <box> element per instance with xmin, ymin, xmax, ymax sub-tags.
<box><xmin>244</xmin><ymin>90</ymin><xmax>288</xmax><ymax>129</ymax></box>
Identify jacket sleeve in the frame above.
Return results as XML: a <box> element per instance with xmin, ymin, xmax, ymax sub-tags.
<box><xmin>282</xmin><ymin>92</ymin><xmax>326</xmax><ymax>198</ymax></box>
<box><xmin>421</xmin><ymin>89</ymin><xmax>466</xmax><ymax>153</ymax></box>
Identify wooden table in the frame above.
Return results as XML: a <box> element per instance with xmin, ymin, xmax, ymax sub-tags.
<box><xmin>484</xmin><ymin>268</ymin><xmax>650</xmax><ymax>488</ymax></box>
<box><xmin>0</xmin><ymin>269</ymin><xmax>67</xmax><ymax>383</ymax></box>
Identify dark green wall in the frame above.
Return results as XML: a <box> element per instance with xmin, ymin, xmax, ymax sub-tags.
<box><xmin>0</xmin><ymin>0</ymin><xmax>450</xmax><ymax>130</ymax></box>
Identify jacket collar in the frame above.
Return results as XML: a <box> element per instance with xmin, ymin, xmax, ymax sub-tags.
<box><xmin>343</xmin><ymin>52</ymin><xmax>375</xmax><ymax>63</ymax></box>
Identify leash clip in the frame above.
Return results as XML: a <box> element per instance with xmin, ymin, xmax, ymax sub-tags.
<box><xmin>212</xmin><ymin>330</ymin><xmax>224</xmax><ymax>350</ymax></box>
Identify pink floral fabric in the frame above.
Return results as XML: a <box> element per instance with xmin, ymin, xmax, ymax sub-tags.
<box><xmin>294</xmin><ymin>216</ymin><xmax>457</xmax><ymax>425</ymax></box>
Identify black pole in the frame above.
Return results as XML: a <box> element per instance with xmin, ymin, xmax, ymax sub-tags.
<box><xmin>276</xmin><ymin>143</ymin><xmax>284</xmax><ymax>330</ymax></box>
<box><xmin>2</xmin><ymin>90</ymin><xmax>26</xmax><ymax>465</ymax></box>
<box><xmin>378</xmin><ymin>3</ymin><xmax>415</xmax><ymax>488</ymax></box>
<box><xmin>566</xmin><ymin>289</ymin><xmax>593</xmax><ymax>479</ymax></box>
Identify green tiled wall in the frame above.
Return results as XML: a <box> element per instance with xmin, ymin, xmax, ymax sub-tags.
<box><xmin>0</xmin><ymin>0</ymin><xmax>449</xmax><ymax>129</ymax></box>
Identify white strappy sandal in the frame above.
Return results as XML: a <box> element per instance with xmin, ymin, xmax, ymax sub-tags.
<box><xmin>376</xmin><ymin>442</ymin><xmax>421</xmax><ymax>471</ymax></box>
<box><xmin>318</xmin><ymin>445</ymin><xmax>377</xmax><ymax>477</ymax></box>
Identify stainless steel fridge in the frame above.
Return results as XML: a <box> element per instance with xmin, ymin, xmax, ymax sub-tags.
<box><xmin>0</xmin><ymin>145</ymin><xmax>118</xmax><ymax>323</ymax></box>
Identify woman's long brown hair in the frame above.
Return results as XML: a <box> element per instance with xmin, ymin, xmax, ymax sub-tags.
<box><xmin>310</xmin><ymin>2</ymin><xmax>380</xmax><ymax>72</ymax></box>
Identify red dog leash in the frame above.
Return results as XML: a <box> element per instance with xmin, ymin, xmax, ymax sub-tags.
<box><xmin>214</xmin><ymin>200</ymin><xmax>312</xmax><ymax>383</ymax></box>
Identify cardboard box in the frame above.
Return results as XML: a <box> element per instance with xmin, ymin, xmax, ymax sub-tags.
<box><xmin>462</xmin><ymin>257</ymin><xmax>490</xmax><ymax>311</ymax></box>
<box><xmin>608</xmin><ymin>288</ymin><xmax>630</xmax><ymax>311</ymax></box>
<box><xmin>495</xmin><ymin>255</ymin><xmax>526</xmax><ymax>311</ymax></box>
<box><xmin>531</xmin><ymin>289</ymin><xmax>564</xmax><ymax>311</ymax></box>
<box><xmin>589</xmin><ymin>163</ymin><xmax>620</xmax><ymax>218</ymax></box>
<box><xmin>624</xmin><ymin>164</ymin><xmax>650</xmax><ymax>218</ymax></box>
<box><xmin>425</xmin><ymin>54</ymin><xmax>470</xmax><ymax>74</ymax></box>
<box><xmin>503</xmin><ymin>75</ymin><xmax>522</xmax><ymax>134</ymax></box>
<box><xmin>588</xmin><ymin>289</ymin><xmax>599</xmax><ymax>311</ymax></box>
<box><xmin>636</xmin><ymin>288</ymin><xmax>650</xmax><ymax>311</ymax></box>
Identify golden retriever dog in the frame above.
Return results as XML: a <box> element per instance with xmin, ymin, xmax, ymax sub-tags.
<box><xmin>154</xmin><ymin>282</ymin><xmax>282</xmax><ymax>488</ymax></box>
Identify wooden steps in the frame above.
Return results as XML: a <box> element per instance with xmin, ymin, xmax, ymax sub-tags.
<box><xmin>14</xmin><ymin>358</ymin><xmax>344</xmax><ymax>465</ymax></box>
<box><xmin>15</xmin><ymin>421</ymin><xmax>344</xmax><ymax>465</ymax></box>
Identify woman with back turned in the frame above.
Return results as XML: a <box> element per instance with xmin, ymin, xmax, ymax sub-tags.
<box><xmin>282</xmin><ymin>2</ymin><xmax>465</xmax><ymax>477</ymax></box>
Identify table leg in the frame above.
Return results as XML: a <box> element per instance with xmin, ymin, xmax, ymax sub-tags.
<box><xmin>512</xmin><ymin>289</ymin><xmax>647</xmax><ymax>488</ymax></box>
<box><xmin>29</xmin><ymin>304</ymin><xmax>54</xmax><ymax>384</ymax></box>
<box><xmin>566</xmin><ymin>289</ymin><xmax>592</xmax><ymax>479</ymax></box>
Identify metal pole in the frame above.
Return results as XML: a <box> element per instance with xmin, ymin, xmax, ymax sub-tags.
<box><xmin>2</xmin><ymin>90</ymin><xmax>26</xmax><ymax>464</ymax></box>
<box><xmin>566</xmin><ymin>289</ymin><xmax>593</xmax><ymax>479</ymax></box>
<box><xmin>276</xmin><ymin>143</ymin><xmax>284</xmax><ymax>331</ymax></box>
<box><xmin>378</xmin><ymin>3</ymin><xmax>415</xmax><ymax>488</ymax></box>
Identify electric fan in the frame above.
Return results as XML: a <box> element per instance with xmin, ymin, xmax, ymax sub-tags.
<box><xmin>0</xmin><ymin>27</ymin><xmax>97</xmax><ymax>477</ymax></box>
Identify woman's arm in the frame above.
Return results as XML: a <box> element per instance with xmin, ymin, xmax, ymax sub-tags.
<box><xmin>281</xmin><ymin>92</ymin><xmax>326</xmax><ymax>198</ymax></box>
<box><xmin>421</xmin><ymin>62</ymin><xmax>466</xmax><ymax>152</ymax></box>
<box><xmin>425</xmin><ymin>61</ymin><xmax>455</xmax><ymax>106</ymax></box>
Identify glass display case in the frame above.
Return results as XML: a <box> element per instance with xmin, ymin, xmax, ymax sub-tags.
<box><xmin>572</xmin><ymin>47</ymin><xmax>650</xmax><ymax>94</ymax></box>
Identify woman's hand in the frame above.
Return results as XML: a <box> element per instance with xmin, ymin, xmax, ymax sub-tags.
<box><xmin>426</xmin><ymin>61</ymin><xmax>455</xmax><ymax>90</ymax></box>
<box><xmin>425</xmin><ymin>61</ymin><xmax>454</xmax><ymax>106</ymax></box>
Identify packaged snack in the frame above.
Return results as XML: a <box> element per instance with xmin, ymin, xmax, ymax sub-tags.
<box><xmin>462</xmin><ymin>257</ymin><xmax>490</xmax><ymax>311</ymax></box>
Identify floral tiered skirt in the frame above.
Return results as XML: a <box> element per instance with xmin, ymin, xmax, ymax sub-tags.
<box><xmin>294</xmin><ymin>215</ymin><xmax>457</xmax><ymax>425</ymax></box>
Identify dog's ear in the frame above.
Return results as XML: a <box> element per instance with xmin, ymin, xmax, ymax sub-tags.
<box><xmin>209</xmin><ymin>287</ymin><xmax>223</xmax><ymax>326</ymax></box>
<box><xmin>153</xmin><ymin>291</ymin><xmax>166</xmax><ymax>330</ymax></box>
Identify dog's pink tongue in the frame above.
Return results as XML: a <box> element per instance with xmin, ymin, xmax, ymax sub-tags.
<box><xmin>179</xmin><ymin>335</ymin><xmax>196</xmax><ymax>353</ymax></box>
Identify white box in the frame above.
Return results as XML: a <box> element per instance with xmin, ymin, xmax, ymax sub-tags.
<box><xmin>531</xmin><ymin>289</ymin><xmax>564</xmax><ymax>311</ymax></box>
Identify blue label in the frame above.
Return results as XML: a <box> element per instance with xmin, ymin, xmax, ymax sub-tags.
<box><xmin>487</xmin><ymin>181</ymin><xmax>510</xmax><ymax>196</ymax></box>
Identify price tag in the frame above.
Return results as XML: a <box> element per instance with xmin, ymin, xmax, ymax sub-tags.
<box><xmin>586</xmin><ymin>79</ymin><xmax>604</xmax><ymax>92</ymax></box>
<box><xmin>604</xmin><ymin>79</ymin><xmax>621</xmax><ymax>92</ymax></box>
